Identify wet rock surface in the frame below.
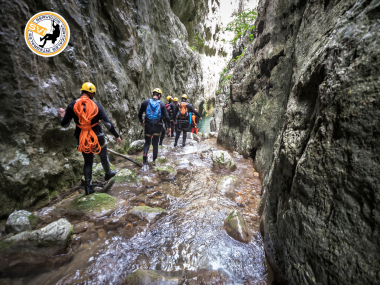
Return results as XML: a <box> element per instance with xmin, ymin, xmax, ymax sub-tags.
<box><xmin>224</xmin><ymin>209</ymin><xmax>251</xmax><ymax>244</ymax></box>
<box><xmin>211</xmin><ymin>150</ymin><xmax>237</xmax><ymax>171</ymax></box>
<box><xmin>0</xmin><ymin>218</ymin><xmax>73</xmax><ymax>276</ymax></box>
<box><xmin>0</xmin><ymin>0</ymin><xmax>204</xmax><ymax>217</ymax></box>
<box><xmin>5</xmin><ymin>210</ymin><xmax>41</xmax><ymax>234</ymax></box>
<box><xmin>216</xmin><ymin>0</ymin><xmax>380</xmax><ymax>283</ymax></box>
<box><xmin>128</xmin><ymin>140</ymin><xmax>145</xmax><ymax>155</ymax></box>
<box><xmin>1</xmin><ymin>137</ymin><xmax>267</xmax><ymax>284</ymax></box>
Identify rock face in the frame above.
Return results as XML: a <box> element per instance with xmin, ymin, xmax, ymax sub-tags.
<box><xmin>0</xmin><ymin>0</ymin><xmax>204</xmax><ymax>217</ymax></box>
<box><xmin>217</xmin><ymin>0</ymin><xmax>380</xmax><ymax>283</ymax></box>
<box><xmin>5</xmin><ymin>210</ymin><xmax>41</xmax><ymax>234</ymax></box>
<box><xmin>224</xmin><ymin>209</ymin><xmax>251</xmax><ymax>243</ymax></box>
<box><xmin>0</xmin><ymin>218</ymin><xmax>73</xmax><ymax>276</ymax></box>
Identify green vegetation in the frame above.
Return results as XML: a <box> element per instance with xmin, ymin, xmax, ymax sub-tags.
<box><xmin>110</xmin><ymin>169</ymin><xmax>141</xmax><ymax>184</ymax></box>
<box><xmin>226</xmin><ymin>211</ymin><xmax>238</xmax><ymax>222</ymax></box>
<box><xmin>189</xmin><ymin>31</ymin><xmax>204</xmax><ymax>51</ymax></box>
<box><xmin>215</xmin><ymin>67</ymin><xmax>232</xmax><ymax>100</ymax></box>
<box><xmin>28</xmin><ymin>214</ymin><xmax>40</xmax><ymax>228</ymax></box>
<box><xmin>223</xmin><ymin>9</ymin><xmax>257</xmax><ymax>45</ymax></box>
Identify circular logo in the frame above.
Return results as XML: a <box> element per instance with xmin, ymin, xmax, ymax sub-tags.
<box><xmin>24</xmin><ymin>11</ymin><xmax>70</xmax><ymax>57</ymax></box>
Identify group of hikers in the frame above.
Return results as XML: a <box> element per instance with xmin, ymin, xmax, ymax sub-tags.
<box><xmin>58</xmin><ymin>82</ymin><xmax>202</xmax><ymax>195</ymax></box>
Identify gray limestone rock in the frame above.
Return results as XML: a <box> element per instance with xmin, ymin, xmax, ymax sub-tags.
<box><xmin>153</xmin><ymin>165</ymin><xmax>177</xmax><ymax>180</ymax></box>
<box><xmin>216</xmin><ymin>0</ymin><xmax>380</xmax><ymax>283</ymax></box>
<box><xmin>211</xmin><ymin>150</ymin><xmax>237</xmax><ymax>171</ymax></box>
<box><xmin>128</xmin><ymin>206</ymin><xmax>167</xmax><ymax>223</ymax></box>
<box><xmin>5</xmin><ymin>210</ymin><xmax>41</xmax><ymax>234</ymax></box>
<box><xmin>217</xmin><ymin>175</ymin><xmax>238</xmax><ymax>198</ymax></box>
<box><xmin>224</xmin><ymin>210</ymin><xmax>250</xmax><ymax>244</ymax></box>
<box><xmin>141</xmin><ymin>176</ymin><xmax>160</xmax><ymax>188</ymax></box>
<box><xmin>111</xmin><ymin>169</ymin><xmax>142</xmax><ymax>187</ymax></box>
<box><xmin>127</xmin><ymin>140</ymin><xmax>145</xmax><ymax>155</ymax></box>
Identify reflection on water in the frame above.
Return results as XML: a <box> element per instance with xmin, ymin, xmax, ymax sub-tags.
<box><xmin>6</xmin><ymin>138</ymin><xmax>268</xmax><ymax>285</ymax></box>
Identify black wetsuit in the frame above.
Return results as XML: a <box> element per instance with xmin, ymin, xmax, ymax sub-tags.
<box><xmin>61</xmin><ymin>100</ymin><xmax>120</xmax><ymax>183</ymax></box>
<box><xmin>172</xmin><ymin>102</ymin><xmax>201</xmax><ymax>146</ymax></box>
<box><xmin>160</xmin><ymin>101</ymin><xmax>175</xmax><ymax>143</ymax></box>
<box><xmin>138</xmin><ymin>98</ymin><xmax>170</xmax><ymax>161</ymax></box>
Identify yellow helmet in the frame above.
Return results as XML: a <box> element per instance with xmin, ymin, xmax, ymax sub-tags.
<box><xmin>80</xmin><ymin>82</ymin><xmax>96</xmax><ymax>93</ymax></box>
<box><xmin>181</xmin><ymin>94</ymin><xmax>188</xmax><ymax>100</ymax></box>
<box><xmin>152</xmin><ymin>88</ymin><xmax>162</xmax><ymax>95</ymax></box>
<box><xmin>173</xmin><ymin>97</ymin><xmax>178</xmax><ymax>102</ymax></box>
<box><xmin>166</xmin><ymin>95</ymin><xmax>172</xmax><ymax>102</ymax></box>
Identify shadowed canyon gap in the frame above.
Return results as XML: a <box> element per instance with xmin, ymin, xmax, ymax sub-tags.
<box><xmin>0</xmin><ymin>0</ymin><xmax>380</xmax><ymax>284</ymax></box>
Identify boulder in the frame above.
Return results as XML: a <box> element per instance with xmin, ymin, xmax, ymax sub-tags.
<box><xmin>176</xmin><ymin>158</ymin><xmax>192</xmax><ymax>174</ymax></box>
<box><xmin>211</xmin><ymin>150</ymin><xmax>237</xmax><ymax>171</ymax></box>
<box><xmin>0</xmin><ymin>218</ymin><xmax>73</xmax><ymax>277</ymax></box>
<box><xmin>154</xmin><ymin>156</ymin><xmax>172</xmax><ymax>165</ymax></box>
<box><xmin>217</xmin><ymin>175</ymin><xmax>238</xmax><ymax>198</ymax></box>
<box><xmin>111</xmin><ymin>169</ymin><xmax>142</xmax><ymax>187</ymax></box>
<box><xmin>142</xmin><ymin>176</ymin><xmax>160</xmax><ymax>188</ymax></box>
<box><xmin>224</xmin><ymin>210</ymin><xmax>251</xmax><ymax>243</ymax></box>
<box><xmin>128</xmin><ymin>206</ymin><xmax>167</xmax><ymax>223</ymax></box>
<box><xmin>209</xmin><ymin>132</ymin><xmax>218</xmax><ymax>138</ymax></box>
<box><xmin>153</xmin><ymin>165</ymin><xmax>177</xmax><ymax>180</ymax></box>
<box><xmin>68</xmin><ymin>193</ymin><xmax>118</xmax><ymax>218</ymax></box>
<box><xmin>127</xmin><ymin>140</ymin><xmax>145</xmax><ymax>154</ymax></box>
<box><xmin>5</xmin><ymin>210</ymin><xmax>41</xmax><ymax>234</ymax></box>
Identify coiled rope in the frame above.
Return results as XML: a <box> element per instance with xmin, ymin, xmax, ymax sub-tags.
<box><xmin>73</xmin><ymin>96</ymin><xmax>101</xmax><ymax>154</ymax></box>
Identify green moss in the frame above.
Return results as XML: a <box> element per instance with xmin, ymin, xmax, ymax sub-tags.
<box><xmin>0</xmin><ymin>238</ymin><xmax>15</xmax><ymax>251</ymax></box>
<box><xmin>153</xmin><ymin>166</ymin><xmax>176</xmax><ymax>174</ymax></box>
<box><xmin>110</xmin><ymin>169</ymin><xmax>141</xmax><ymax>184</ymax></box>
<box><xmin>28</xmin><ymin>214</ymin><xmax>39</xmax><ymax>228</ymax></box>
<box><xmin>135</xmin><ymin>156</ymin><xmax>143</xmax><ymax>163</ymax></box>
<box><xmin>155</xmin><ymin>156</ymin><xmax>171</xmax><ymax>165</ymax></box>
<box><xmin>69</xmin><ymin>193</ymin><xmax>117</xmax><ymax>213</ymax></box>
<box><xmin>66</xmin><ymin>226</ymin><xmax>73</xmax><ymax>248</ymax></box>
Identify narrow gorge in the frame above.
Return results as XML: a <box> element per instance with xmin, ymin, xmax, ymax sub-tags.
<box><xmin>0</xmin><ymin>0</ymin><xmax>379</xmax><ymax>284</ymax></box>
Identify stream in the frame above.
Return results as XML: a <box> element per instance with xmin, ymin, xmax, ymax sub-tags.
<box><xmin>3</xmin><ymin>135</ymin><xmax>269</xmax><ymax>285</ymax></box>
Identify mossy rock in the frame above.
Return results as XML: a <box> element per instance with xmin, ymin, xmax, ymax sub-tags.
<box><xmin>127</xmin><ymin>140</ymin><xmax>145</xmax><ymax>154</ymax></box>
<box><xmin>224</xmin><ymin>209</ymin><xmax>250</xmax><ymax>243</ymax></box>
<box><xmin>153</xmin><ymin>165</ymin><xmax>177</xmax><ymax>179</ymax></box>
<box><xmin>69</xmin><ymin>193</ymin><xmax>117</xmax><ymax>218</ymax></box>
<box><xmin>129</xmin><ymin>206</ymin><xmax>167</xmax><ymax>223</ymax></box>
<box><xmin>135</xmin><ymin>156</ymin><xmax>143</xmax><ymax>164</ymax></box>
<box><xmin>5</xmin><ymin>210</ymin><xmax>42</xmax><ymax>234</ymax></box>
<box><xmin>155</xmin><ymin>156</ymin><xmax>172</xmax><ymax>165</ymax></box>
<box><xmin>211</xmin><ymin>150</ymin><xmax>237</xmax><ymax>171</ymax></box>
<box><xmin>110</xmin><ymin>169</ymin><xmax>142</xmax><ymax>186</ymax></box>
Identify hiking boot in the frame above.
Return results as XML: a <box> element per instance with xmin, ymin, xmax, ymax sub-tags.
<box><xmin>174</xmin><ymin>143</ymin><xmax>177</xmax><ymax>147</ymax></box>
<box><xmin>143</xmin><ymin>155</ymin><xmax>148</xmax><ymax>165</ymax></box>
<box><xmin>85</xmin><ymin>179</ymin><xmax>94</xmax><ymax>195</ymax></box>
<box><xmin>105</xmin><ymin>170</ymin><xmax>116</xmax><ymax>181</ymax></box>
<box><xmin>182</xmin><ymin>143</ymin><xmax>186</xmax><ymax>147</ymax></box>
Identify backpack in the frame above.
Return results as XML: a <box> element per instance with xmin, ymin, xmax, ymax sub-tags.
<box><xmin>177</xmin><ymin>102</ymin><xmax>188</xmax><ymax>119</ymax></box>
<box><xmin>165</xmin><ymin>103</ymin><xmax>171</xmax><ymax>114</ymax></box>
<box><xmin>146</xmin><ymin>99</ymin><xmax>161</xmax><ymax>124</ymax></box>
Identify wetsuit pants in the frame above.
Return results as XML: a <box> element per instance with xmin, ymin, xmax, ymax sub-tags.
<box><xmin>175</xmin><ymin>123</ymin><xmax>189</xmax><ymax>146</ymax></box>
<box><xmin>170</xmin><ymin>120</ymin><xmax>174</xmax><ymax>137</ymax></box>
<box><xmin>159</xmin><ymin>125</ymin><xmax>165</xmax><ymax>145</ymax></box>
<box><xmin>144</xmin><ymin>123</ymin><xmax>162</xmax><ymax>161</ymax></box>
<box><xmin>82</xmin><ymin>136</ymin><xmax>111</xmax><ymax>183</ymax></box>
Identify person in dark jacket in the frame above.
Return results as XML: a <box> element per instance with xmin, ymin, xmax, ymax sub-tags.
<box><xmin>58</xmin><ymin>82</ymin><xmax>121</xmax><ymax>195</ymax></box>
<box><xmin>138</xmin><ymin>88</ymin><xmax>171</xmax><ymax>165</ymax></box>
<box><xmin>172</xmin><ymin>94</ymin><xmax>202</xmax><ymax>147</ymax></box>
<box><xmin>160</xmin><ymin>95</ymin><xmax>175</xmax><ymax>144</ymax></box>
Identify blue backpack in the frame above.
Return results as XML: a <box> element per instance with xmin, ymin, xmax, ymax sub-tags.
<box><xmin>146</xmin><ymin>98</ymin><xmax>161</xmax><ymax>125</ymax></box>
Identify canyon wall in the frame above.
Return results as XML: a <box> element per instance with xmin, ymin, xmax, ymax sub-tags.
<box><xmin>218</xmin><ymin>0</ymin><xmax>380</xmax><ymax>283</ymax></box>
<box><xmin>0</xmin><ymin>0</ymin><xmax>204</xmax><ymax>217</ymax></box>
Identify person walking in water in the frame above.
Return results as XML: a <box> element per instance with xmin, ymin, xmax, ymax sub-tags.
<box><xmin>191</xmin><ymin>109</ymin><xmax>200</xmax><ymax>134</ymax></box>
<box><xmin>138</xmin><ymin>88</ymin><xmax>171</xmax><ymax>166</ymax></box>
<box><xmin>173</xmin><ymin>97</ymin><xmax>179</xmax><ymax>137</ymax></box>
<box><xmin>172</xmin><ymin>94</ymin><xmax>202</xmax><ymax>147</ymax></box>
<box><xmin>58</xmin><ymin>82</ymin><xmax>121</xmax><ymax>195</ymax></box>
<box><xmin>40</xmin><ymin>20</ymin><xmax>60</xmax><ymax>48</ymax></box>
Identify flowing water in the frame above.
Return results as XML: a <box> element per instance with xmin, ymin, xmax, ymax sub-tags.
<box><xmin>3</xmin><ymin>136</ymin><xmax>269</xmax><ymax>285</ymax></box>
<box><xmin>198</xmin><ymin>116</ymin><xmax>212</xmax><ymax>133</ymax></box>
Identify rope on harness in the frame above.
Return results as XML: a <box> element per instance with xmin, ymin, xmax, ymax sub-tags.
<box><xmin>73</xmin><ymin>96</ymin><xmax>101</xmax><ymax>154</ymax></box>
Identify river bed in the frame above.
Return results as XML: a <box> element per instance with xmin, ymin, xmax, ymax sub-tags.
<box><xmin>1</xmin><ymin>135</ymin><xmax>270</xmax><ymax>285</ymax></box>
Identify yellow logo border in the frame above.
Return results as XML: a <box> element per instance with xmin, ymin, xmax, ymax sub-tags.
<box><xmin>24</xmin><ymin>11</ymin><xmax>70</xmax><ymax>57</ymax></box>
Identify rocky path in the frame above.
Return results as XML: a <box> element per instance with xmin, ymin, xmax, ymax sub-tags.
<box><xmin>0</xmin><ymin>134</ymin><xmax>270</xmax><ymax>285</ymax></box>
